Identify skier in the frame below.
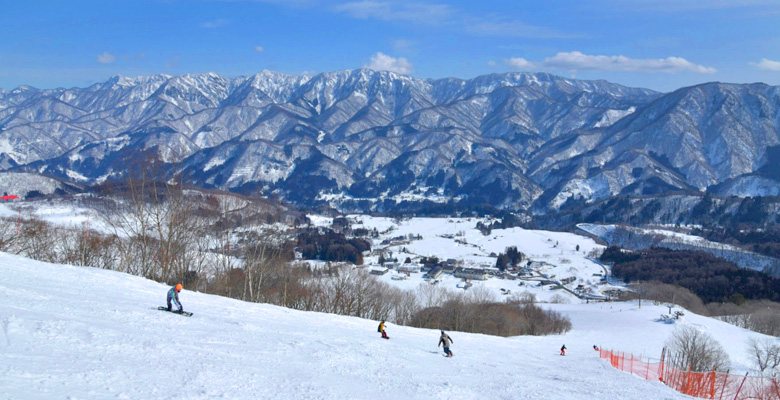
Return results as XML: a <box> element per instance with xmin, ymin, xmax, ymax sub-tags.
<box><xmin>560</xmin><ymin>344</ymin><xmax>567</xmax><ymax>356</ymax></box>
<box><xmin>593</xmin><ymin>345</ymin><xmax>599</xmax><ymax>351</ymax></box>
<box><xmin>439</xmin><ymin>330</ymin><xmax>454</xmax><ymax>357</ymax></box>
<box><xmin>378</xmin><ymin>320</ymin><xmax>389</xmax><ymax>339</ymax></box>
<box><xmin>167</xmin><ymin>283</ymin><xmax>184</xmax><ymax>313</ymax></box>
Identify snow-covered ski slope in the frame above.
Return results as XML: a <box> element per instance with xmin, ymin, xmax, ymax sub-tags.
<box><xmin>1</xmin><ymin>253</ymin><xmax>769</xmax><ymax>400</ymax></box>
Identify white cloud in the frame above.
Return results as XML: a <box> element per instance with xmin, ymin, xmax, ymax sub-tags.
<box><xmin>254</xmin><ymin>46</ymin><xmax>265</xmax><ymax>52</ymax></box>
<box><xmin>486</xmin><ymin>60</ymin><xmax>497</xmax><ymax>66</ymax></box>
<box><xmin>751</xmin><ymin>58</ymin><xmax>780</xmax><ymax>71</ymax></box>
<box><xmin>97</xmin><ymin>52</ymin><xmax>116</xmax><ymax>64</ymax></box>
<box><xmin>201</xmin><ymin>18</ymin><xmax>229</xmax><ymax>28</ymax></box>
<box><xmin>506</xmin><ymin>57</ymin><xmax>535</xmax><ymax>70</ymax></box>
<box><xmin>334</xmin><ymin>1</ymin><xmax>453</xmax><ymax>25</ymax></box>
<box><xmin>505</xmin><ymin>51</ymin><xmax>716</xmax><ymax>74</ymax></box>
<box><xmin>364</xmin><ymin>52</ymin><xmax>413</xmax><ymax>74</ymax></box>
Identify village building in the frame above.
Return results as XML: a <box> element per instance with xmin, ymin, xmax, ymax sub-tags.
<box><xmin>454</xmin><ymin>267</ymin><xmax>488</xmax><ymax>281</ymax></box>
<box><xmin>369</xmin><ymin>266</ymin><xmax>389</xmax><ymax>276</ymax></box>
<box><xmin>441</xmin><ymin>263</ymin><xmax>457</xmax><ymax>273</ymax></box>
<box><xmin>397</xmin><ymin>263</ymin><xmax>421</xmax><ymax>273</ymax></box>
<box><xmin>427</xmin><ymin>266</ymin><xmax>443</xmax><ymax>279</ymax></box>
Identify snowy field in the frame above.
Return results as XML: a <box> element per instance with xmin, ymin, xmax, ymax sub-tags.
<box><xmin>0</xmin><ymin>201</ymin><xmax>101</xmax><ymax>232</ymax></box>
<box><xmin>7</xmin><ymin>252</ymin><xmax>775</xmax><ymax>399</ymax></box>
<box><xmin>312</xmin><ymin>215</ymin><xmax>615</xmax><ymax>302</ymax></box>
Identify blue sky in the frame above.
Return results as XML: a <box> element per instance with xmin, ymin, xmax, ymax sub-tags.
<box><xmin>1</xmin><ymin>0</ymin><xmax>778</xmax><ymax>92</ymax></box>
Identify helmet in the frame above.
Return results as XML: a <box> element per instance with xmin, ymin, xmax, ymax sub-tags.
<box><xmin>175</xmin><ymin>283</ymin><xmax>183</xmax><ymax>291</ymax></box>
<box><xmin>441</xmin><ymin>330</ymin><xmax>444</xmax><ymax>334</ymax></box>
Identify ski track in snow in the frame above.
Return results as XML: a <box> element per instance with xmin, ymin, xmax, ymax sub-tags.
<box><xmin>4</xmin><ymin>253</ymin><xmax>771</xmax><ymax>399</ymax></box>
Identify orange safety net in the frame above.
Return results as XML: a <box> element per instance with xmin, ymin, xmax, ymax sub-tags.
<box><xmin>599</xmin><ymin>348</ymin><xmax>780</xmax><ymax>400</ymax></box>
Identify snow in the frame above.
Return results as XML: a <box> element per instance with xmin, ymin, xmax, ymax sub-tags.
<box><xmin>1</xmin><ymin>208</ymin><xmax>775</xmax><ymax>398</ymax></box>
<box><xmin>65</xmin><ymin>169</ymin><xmax>89</xmax><ymax>182</ymax></box>
<box><xmin>0</xmin><ymin>138</ymin><xmax>15</xmax><ymax>157</ymax></box>
<box><xmin>0</xmin><ymin>172</ymin><xmax>62</xmax><ymax>198</ymax></box>
<box><xmin>4</xmin><ymin>252</ymin><xmax>751</xmax><ymax>400</ymax></box>
<box><xmin>550</xmin><ymin>176</ymin><xmax>611</xmax><ymax>209</ymax></box>
<box><xmin>0</xmin><ymin>203</ymin><xmax>16</xmax><ymax>218</ymax></box>
<box><xmin>594</xmin><ymin>107</ymin><xmax>636</xmax><ymax>128</ymax></box>
<box><xmin>342</xmin><ymin>216</ymin><xmax>608</xmax><ymax>303</ymax></box>
<box><xmin>203</xmin><ymin>156</ymin><xmax>227</xmax><ymax>172</ymax></box>
<box><xmin>316</xmin><ymin>189</ymin><xmax>459</xmax><ymax>207</ymax></box>
<box><xmin>0</xmin><ymin>200</ymin><xmax>114</xmax><ymax>235</ymax></box>
<box><xmin>28</xmin><ymin>204</ymin><xmax>94</xmax><ymax>228</ymax></box>
<box><xmin>717</xmin><ymin>176</ymin><xmax>780</xmax><ymax>197</ymax></box>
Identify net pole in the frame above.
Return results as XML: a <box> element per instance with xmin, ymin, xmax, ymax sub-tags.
<box><xmin>733</xmin><ymin>372</ymin><xmax>748</xmax><ymax>400</ymax></box>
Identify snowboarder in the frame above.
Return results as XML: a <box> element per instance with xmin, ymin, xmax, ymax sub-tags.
<box><xmin>439</xmin><ymin>330</ymin><xmax>454</xmax><ymax>357</ymax></box>
<box><xmin>378</xmin><ymin>320</ymin><xmax>389</xmax><ymax>339</ymax></box>
<box><xmin>560</xmin><ymin>344</ymin><xmax>567</xmax><ymax>356</ymax></box>
<box><xmin>167</xmin><ymin>283</ymin><xmax>184</xmax><ymax>313</ymax></box>
<box><xmin>593</xmin><ymin>345</ymin><xmax>599</xmax><ymax>351</ymax></box>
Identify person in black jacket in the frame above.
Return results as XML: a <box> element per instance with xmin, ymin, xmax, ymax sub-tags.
<box><xmin>439</xmin><ymin>330</ymin><xmax>454</xmax><ymax>357</ymax></box>
<box><xmin>560</xmin><ymin>344</ymin><xmax>567</xmax><ymax>356</ymax></box>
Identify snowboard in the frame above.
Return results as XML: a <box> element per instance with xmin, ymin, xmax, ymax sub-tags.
<box><xmin>158</xmin><ymin>306</ymin><xmax>193</xmax><ymax>317</ymax></box>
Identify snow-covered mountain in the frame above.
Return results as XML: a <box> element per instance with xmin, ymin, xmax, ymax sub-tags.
<box><xmin>1</xmin><ymin>70</ymin><xmax>778</xmax><ymax>210</ymax></box>
<box><xmin>0</xmin><ymin>171</ymin><xmax>83</xmax><ymax>198</ymax></box>
<box><xmin>533</xmin><ymin>83</ymin><xmax>780</xmax><ymax>209</ymax></box>
<box><xmin>3</xmin><ymin>251</ymin><xmax>771</xmax><ymax>399</ymax></box>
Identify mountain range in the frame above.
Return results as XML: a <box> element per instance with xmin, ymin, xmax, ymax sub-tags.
<box><xmin>1</xmin><ymin>69</ymin><xmax>778</xmax><ymax>212</ymax></box>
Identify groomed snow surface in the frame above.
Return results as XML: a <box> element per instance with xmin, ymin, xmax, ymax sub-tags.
<box><xmin>4</xmin><ymin>253</ymin><xmax>774</xmax><ymax>400</ymax></box>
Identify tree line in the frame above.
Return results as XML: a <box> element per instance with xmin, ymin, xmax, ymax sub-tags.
<box><xmin>601</xmin><ymin>246</ymin><xmax>780</xmax><ymax>303</ymax></box>
<box><xmin>694</xmin><ymin>225</ymin><xmax>780</xmax><ymax>259</ymax></box>
<box><xmin>296</xmin><ymin>228</ymin><xmax>370</xmax><ymax>265</ymax></box>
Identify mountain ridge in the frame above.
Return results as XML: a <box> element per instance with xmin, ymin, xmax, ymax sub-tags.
<box><xmin>1</xmin><ymin>70</ymin><xmax>778</xmax><ymax>211</ymax></box>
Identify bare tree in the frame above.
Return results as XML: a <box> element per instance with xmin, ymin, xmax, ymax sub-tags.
<box><xmin>665</xmin><ymin>325</ymin><xmax>730</xmax><ymax>372</ymax></box>
<box><xmin>639</xmin><ymin>281</ymin><xmax>707</xmax><ymax>315</ymax></box>
<box><xmin>710</xmin><ymin>302</ymin><xmax>780</xmax><ymax>336</ymax></box>
<box><xmin>549</xmin><ymin>293</ymin><xmax>571</xmax><ymax>304</ymax></box>
<box><xmin>747</xmin><ymin>337</ymin><xmax>780</xmax><ymax>375</ymax></box>
<box><xmin>18</xmin><ymin>217</ymin><xmax>58</xmax><ymax>262</ymax></box>
<box><xmin>391</xmin><ymin>290</ymin><xmax>420</xmax><ymax>326</ymax></box>
<box><xmin>749</xmin><ymin>309</ymin><xmax>780</xmax><ymax>337</ymax></box>
<box><xmin>0</xmin><ymin>216</ymin><xmax>18</xmax><ymax>252</ymax></box>
<box><xmin>97</xmin><ymin>155</ymin><xmax>206</xmax><ymax>284</ymax></box>
<box><xmin>441</xmin><ymin>292</ymin><xmax>468</xmax><ymax>331</ymax></box>
<box><xmin>415</xmin><ymin>282</ymin><xmax>448</xmax><ymax>309</ymax></box>
<box><xmin>506</xmin><ymin>291</ymin><xmax>536</xmax><ymax>304</ymax></box>
<box><xmin>465</xmin><ymin>285</ymin><xmax>497</xmax><ymax>305</ymax></box>
<box><xmin>240</xmin><ymin>228</ymin><xmax>286</xmax><ymax>302</ymax></box>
